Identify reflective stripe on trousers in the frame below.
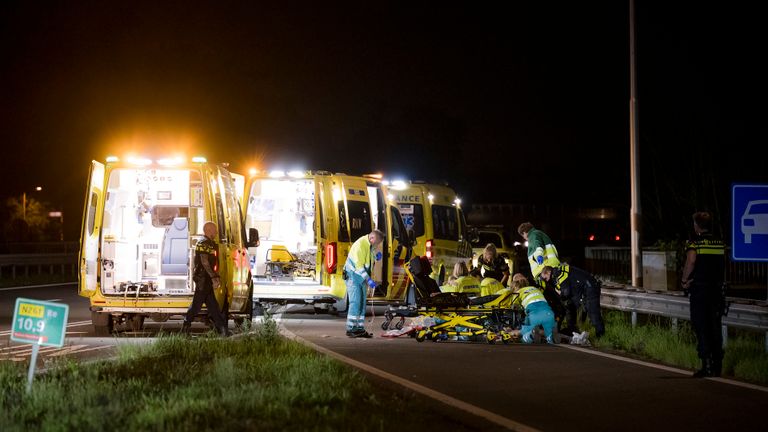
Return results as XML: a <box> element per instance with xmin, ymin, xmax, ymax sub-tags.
<box><xmin>346</xmin><ymin>274</ymin><xmax>367</xmax><ymax>331</ymax></box>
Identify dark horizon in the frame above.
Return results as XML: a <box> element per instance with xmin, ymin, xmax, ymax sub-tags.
<box><xmin>1</xmin><ymin>1</ymin><xmax>765</xmax><ymax>242</ymax></box>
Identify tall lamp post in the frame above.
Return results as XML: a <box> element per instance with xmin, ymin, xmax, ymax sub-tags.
<box><xmin>22</xmin><ymin>186</ymin><xmax>43</xmax><ymax>223</ymax></box>
<box><xmin>629</xmin><ymin>0</ymin><xmax>643</xmax><ymax>287</ymax></box>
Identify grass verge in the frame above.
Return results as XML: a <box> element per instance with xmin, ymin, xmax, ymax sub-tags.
<box><xmin>584</xmin><ymin>310</ymin><xmax>768</xmax><ymax>385</ymax></box>
<box><xmin>0</xmin><ymin>320</ymin><xmax>484</xmax><ymax>432</ymax></box>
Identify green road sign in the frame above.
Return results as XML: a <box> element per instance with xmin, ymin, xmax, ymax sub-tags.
<box><xmin>11</xmin><ymin>298</ymin><xmax>70</xmax><ymax>348</ymax></box>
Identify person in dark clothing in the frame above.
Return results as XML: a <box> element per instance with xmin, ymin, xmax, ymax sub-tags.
<box><xmin>472</xmin><ymin>243</ymin><xmax>510</xmax><ymax>286</ymax></box>
<box><xmin>182</xmin><ymin>221</ymin><xmax>229</xmax><ymax>336</ymax></box>
<box><xmin>682</xmin><ymin>211</ymin><xmax>726</xmax><ymax>377</ymax></box>
<box><xmin>540</xmin><ymin>264</ymin><xmax>605</xmax><ymax>338</ymax></box>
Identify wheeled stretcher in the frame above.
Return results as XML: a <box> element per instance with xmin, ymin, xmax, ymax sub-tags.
<box><xmin>382</xmin><ymin>256</ymin><xmax>522</xmax><ymax>344</ymax></box>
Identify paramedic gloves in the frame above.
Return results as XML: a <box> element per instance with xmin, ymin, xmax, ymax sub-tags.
<box><xmin>367</xmin><ymin>278</ymin><xmax>377</xmax><ymax>289</ymax></box>
<box><xmin>536</xmin><ymin>255</ymin><xmax>544</xmax><ymax>265</ymax></box>
<box><xmin>375</xmin><ymin>251</ymin><xmax>383</xmax><ymax>261</ymax></box>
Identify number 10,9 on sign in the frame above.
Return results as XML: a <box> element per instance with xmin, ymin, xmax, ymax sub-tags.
<box><xmin>16</xmin><ymin>317</ymin><xmax>45</xmax><ymax>333</ymax></box>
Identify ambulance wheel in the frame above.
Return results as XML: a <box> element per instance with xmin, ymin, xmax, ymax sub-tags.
<box><xmin>416</xmin><ymin>330</ymin><xmax>427</xmax><ymax>342</ymax></box>
<box><xmin>253</xmin><ymin>301</ymin><xmax>265</xmax><ymax>317</ymax></box>
<box><xmin>381</xmin><ymin>319</ymin><xmax>391</xmax><ymax>331</ymax></box>
<box><xmin>92</xmin><ymin>312</ymin><xmax>113</xmax><ymax>336</ymax></box>
<box><xmin>128</xmin><ymin>314</ymin><xmax>145</xmax><ymax>332</ymax></box>
<box><xmin>395</xmin><ymin>317</ymin><xmax>405</xmax><ymax>330</ymax></box>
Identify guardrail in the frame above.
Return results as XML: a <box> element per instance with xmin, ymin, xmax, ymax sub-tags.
<box><xmin>0</xmin><ymin>253</ymin><xmax>78</xmax><ymax>279</ymax></box>
<box><xmin>600</xmin><ymin>283</ymin><xmax>768</xmax><ymax>351</ymax></box>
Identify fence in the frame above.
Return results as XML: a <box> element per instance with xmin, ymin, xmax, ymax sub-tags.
<box><xmin>0</xmin><ymin>253</ymin><xmax>78</xmax><ymax>279</ymax></box>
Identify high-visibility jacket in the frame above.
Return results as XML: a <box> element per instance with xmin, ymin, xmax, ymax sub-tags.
<box><xmin>513</xmin><ymin>286</ymin><xmax>548</xmax><ymax>310</ymax></box>
<box><xmin>455</xmin><ymin>276</ymin><xmax>481</xmax><ymax>295</ymax></box>
<box><xmin>480</xmin><ymin>277</ymin><xmax>505</xmax><ymax>297</ymax></box>
<box><xmin>685</xmin><ymin>232</ymin><xmax>725</xmax><ymax>285</ymax></box>
<box><xmin>344</xmin><ymin>235</ymin><xmax>373</xmax><ymax>282</ymax></box>
<box><xmin>526</xmin><ymin>228</ymin><xmax>560</xmax><ymax>277</ymax></box>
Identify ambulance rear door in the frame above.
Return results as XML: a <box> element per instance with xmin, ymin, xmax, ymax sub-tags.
<box><xmin>79</xmin><ymin>161</ymin><xmax>105</xmax><ymax>297</ymax></box>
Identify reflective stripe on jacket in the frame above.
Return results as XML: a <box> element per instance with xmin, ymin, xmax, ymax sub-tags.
<box><xmin>514</xmin><ymin>286</ymin><xmax>547</xmax><ymax>309</ymax></box>
<box><xmin>526</xmin><ymin>228</ymin><xmax>560</xmax><ymax>277</ymax></box>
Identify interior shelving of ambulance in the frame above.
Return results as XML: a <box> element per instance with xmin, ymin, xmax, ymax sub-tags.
<box><xmin>100</xmin><ymin>157</ymin><xmax>207</xmax><ymax>298</ymax></box>
<box><xmin>244</xmin><ymin>171</ymin><xmax>319</xmax><ymax>286</ymax></box>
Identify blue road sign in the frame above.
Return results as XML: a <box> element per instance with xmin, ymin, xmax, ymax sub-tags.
<box><xmin>732</xmin><ymin>184</ymin><xmax>768</xmax><ymax>262</ymax></box>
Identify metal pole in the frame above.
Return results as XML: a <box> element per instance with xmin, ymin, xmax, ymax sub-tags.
<box><xmin>22</xmin><ymin>192</ymin><xmax>26</xmax><ymax>223</ymax></box>
<box><xmin>26</xmin><ymin>338</ymin><xmax>42</xmax><ymax>393</ymax></box>
<box><xmin>630</xmin><ymin>0</ymin><xmax>643</xmax><ymax>287</ymax></box>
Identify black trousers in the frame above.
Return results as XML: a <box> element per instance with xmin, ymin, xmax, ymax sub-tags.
<box><xmin>689</xmin><ymin>283</ymin><xmax>724</xmax><ymax>361</ymax></box>
<box><xmin>185</xmin><ymin>278</ymin><xmax>227</xmax><ymax>331</ymax></box>
<box><xmin>569</xmin><ymin>279</ymin><xmax>605</xmax><ymax>337</ymax></box>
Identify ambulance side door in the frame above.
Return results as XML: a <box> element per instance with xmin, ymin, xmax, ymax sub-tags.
<box><xmin>79</xmin><ymin>161</ymin><xmax>105</xmax><ymax>297</ymax></box>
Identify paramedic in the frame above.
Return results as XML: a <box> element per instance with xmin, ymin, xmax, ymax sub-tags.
<box><xmin>540</xmin><ymin>264</ymin><xmax>605</xmax><ymax>337</ymax></box>
<box><xmin>517</xmin><ymin>222</ymin><xmax>560</xmax><ymax>279</ymax></box>
<box><xmin>682</xmin><ymin>211</ymin><xmax>726</xmax><ymax>378</ymax></box>
<box><xmin>182</xmin><ymin>221</ymin><xmax>229</xmax><ymax>336</ymax></box>
<box><xmin>510</xmin><ymin>274</ymin><xmax>556</xmax><ymax>344</ymax></box>
<box><xmin>443</xmin><ymin>262</ymin><xmax>481</xmax><ymax>295</ymax></box>
<box><xmin>344</xmin><ymin>229</ymin><xmax>385</xmax><ymax>338</ymax></box>
<box><xmin>473</xmin><ymin>243</ymin><xmax>510</xmax><ymax>286</ymax></box>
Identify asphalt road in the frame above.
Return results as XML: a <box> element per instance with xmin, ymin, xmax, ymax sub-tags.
<box><xmin>280</xmin><ymin>309</ymin><xmax>768</xmax><ymax>432</ymax></box>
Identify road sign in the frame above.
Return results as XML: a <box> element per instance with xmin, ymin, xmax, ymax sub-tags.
<box><xmin>11</xmin><ymin>298</ymin><xmax>69</xmax><ymax>347</ymax></box>
<box><xmin>732</xmin><ymin>184</ymin><xmax>768</xmax><ymax>262</ymax></box>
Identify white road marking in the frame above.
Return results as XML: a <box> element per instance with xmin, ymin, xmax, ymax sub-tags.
<box><xmin>557</xmin><ymin>344</ymin><xmax>768</xmax><ymax>394</ymax></box>
<box><xmin>0</xmin><ymin>282</ymin><xmax>77</xmax><ymax>291</ymax></box>
<box><xmin>279</xmin><ymin>323</ymin><xmax>540</xmax><ymax>432</ymax></box>
<box><xmin>46</xmin><ymin>299</ymin><xmax>63</xmax><ymax>302</ymax></box>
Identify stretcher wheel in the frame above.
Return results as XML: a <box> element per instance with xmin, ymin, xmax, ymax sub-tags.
<box><xmin>381</xmin><ymin>319</ymin><xmax>391</xmax><ymax>331</ymax></box>
<box><xmin>416</xmin><ymin>330</ymin><xmax>427</xmax><ymax>342</ymax></box>
<box><xmin>430</xmin><ymin>332</ymin><xmax>441</xmax><ymax>342</ymax></box>
<box><xmin>486</xmin><ymin>332</ymin><xmax>496</xmax><ymax>345</ymax></box>
<box><xmin>395</xmin><ymin>317</ymin><xmax>405</xmax><ymax>330</ymax></box>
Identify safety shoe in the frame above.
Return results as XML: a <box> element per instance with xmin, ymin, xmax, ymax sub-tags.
<box><xmin>346</xmin><ymin>330</ymin><xmax>358</xmax><ymax>337</ymax></box>
<box><xmin>693</xmin><ymin>358</ymin><xmax>713</xmax><ymax>378</ymax></box>
<box><xmin>546</xmin><ymin>335</ymin><xmax>554</xmax><ymax>344</ymax></box>
<box><xmin>354</xmin><ymin>330</ymin><xmax>373</xmax><ymax>338</ymax></box>
<box><xmin>522</xmin><ymin>331</ymin><xmax>533</xmax><ymax>344</ymax></box>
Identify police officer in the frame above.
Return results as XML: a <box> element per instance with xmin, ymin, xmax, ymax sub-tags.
<box><xmin>473</xmin><ymin>243</ymin><xmax>510</xmax><ymax>286</ymax></box>
<box><xmin>540</xmin><ymin>264</ymin><xmax>605</xmax><ymax>338</ymax></box>
<box><xmin>182</xmin><ymin>221</ymin><xmax>229</xmax><ymax>336</ymax></box>
<box><xmin>682</xmin><ymin>211</ymin><xmax>726</xmax><ymax>377</ymax></box>
<box><xmin>344</xmin><ymin>229</ymin><xmax>385</xmax><ymax>338</ymax></box>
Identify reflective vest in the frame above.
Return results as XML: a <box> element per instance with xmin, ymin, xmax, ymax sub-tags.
<box><xmin>344</xmin><ymin>235</ymin><xmax>373</xmax><ymax>281</ymax></box>
<box><xmin>455</xmin><ymin>276</ymin><xmax>481</xmax><ymax>295</ymax></box>
<box><xmin>515</xmin><ymin>286</ymin><xmax>547</xmax><ymax>309</ymax></box>
<box><xmin>526</xmin><ymin>229</ymin><xmax>560</xmax><ymax>277</ymax></box>
<box><xmin>685</xmin><ymin>232</ymin><xmax>725</xmax><ymax>285</ymax></box>
<box><xmin>480</xmin><ymin>277</ymin><xmax>505</xmax><ymax>297</ymax></box>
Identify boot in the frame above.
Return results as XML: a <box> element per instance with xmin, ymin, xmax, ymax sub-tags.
<box><xmin>181</xmin><ymin>321</ymin><xmax>192</xmax><ymax>335</ymax></box>
<box><xmin>693</xmin><ymin>358</ymin><xmax>713</xmax><ymax>378</ymax></box>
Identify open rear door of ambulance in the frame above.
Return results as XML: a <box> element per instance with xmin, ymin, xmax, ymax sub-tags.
<box><xmin>78</xmin><ymin>161</ymin><xmax>105</xmax><ymax>297</ymax></box>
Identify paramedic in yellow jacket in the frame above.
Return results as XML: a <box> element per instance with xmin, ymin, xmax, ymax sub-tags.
<box><xmin>510</xmin><ymin>273</ymin><xmax>556</xmax><ymax>344</ymax></box>
<box><xmin>442</xmin><ymin>262</ymin><xmax>480</xmax><ymax>295</ymax></box>
<box><xmin>343</xmin><ymin>230</ymin><xmax>385</xmax><ymax>338</ymax></box>
<box><xmin>517</xmin><ymin>222</ymin><xmax>560</xmax><ymax>278</ymax></box>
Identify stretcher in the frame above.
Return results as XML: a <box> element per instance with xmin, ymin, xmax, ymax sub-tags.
<box><xmin>382</xmin><ymin>256</ymin><xmax>522</xmax><ymax>344</ymax></box>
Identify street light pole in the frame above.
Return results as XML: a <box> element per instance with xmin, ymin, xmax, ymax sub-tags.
<box><xmin>22</xmin><ymin>186</ymin><xmax>43</xmax><ymax>225</ymax></box>
<box><xmin>629</xmin><ymin>0</ymin><xmax>643</xmax><ymax>287</ymax></box>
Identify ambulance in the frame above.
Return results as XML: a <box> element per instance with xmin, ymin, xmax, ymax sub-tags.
<box><xmin>387</xmin><ymin>181</ymin><xmax>473</xmax><ymax>284</ymax></box>
<box><xmin>241</xmin><ymin>170</ymin><xmax>412</xmax><ymax>314</ymax></box>
<box><xmin>78</xmin><ymin>155</ymin><xmax>253</xmax><ymax>335</ymax></box>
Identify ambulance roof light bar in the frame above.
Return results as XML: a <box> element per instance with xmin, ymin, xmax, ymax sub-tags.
<box><xmin>157</xmin><ymin>156</ymin><xmax>184</xmax><ymax>166</ymax></box>
<box><xmin>126</xmin><ymin>156</ymin><xmax>152</xmax><ymax>166</ymax></box>
<box><xmin>191</xmin><ymin>156</ymin><xmax>207</xmax><ymax>163</ymax></box>
<box><xmin>106</xmin><ymin>156</ymin><xmax>119</xmax><ymax>163</ymax></box>
<box><xmin>287</xmin><ymin>170</ymin><xmax>305</xmax><ymax>178</ymax></box>
<box><xmin>269</xmin><ymin>170</ymin><xmax>286</xmax><ymax>178</ymax></box>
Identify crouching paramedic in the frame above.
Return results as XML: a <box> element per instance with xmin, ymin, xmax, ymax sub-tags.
<box><xmin>182</xmin><ymin>221</ymin><xmax>228</xmax><ymax>336</ymax></box>
<box><xmin>343</xmin><ymin>230</ymin><xmax>385</xmax><ymax>338</ymax></box>
<box><xmin>510</xmin><ymin>273</ymin><xmax>556</xmax><ymax>344</ymax></box>
<box><xmin>540</xmin><ymin>264</ymin><xmax>605</xmax><ymax>338</ymax></box>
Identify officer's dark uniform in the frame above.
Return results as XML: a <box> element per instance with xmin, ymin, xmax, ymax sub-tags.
<box><xmin>474</xmin><ymin>255</ymin><xmax>509</xmax><ymax>282</ymax></box>
<box><xmin>551</xmin><ymin>264</ymin><xmax>605</xmax><ymax>337</ymax></box>
<box><xmin>183</xmin><ymin>237</ymin><xmax>228</xmax><ymax>335</ymax></box>
<box><xmin>685</xmin><ymin>232</ymin><xmax>725</xmax><ymax>375</ymax></box>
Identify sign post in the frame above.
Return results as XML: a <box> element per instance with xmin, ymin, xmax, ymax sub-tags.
<box><xmin>11</xmin><ymin>298</ymin><xmax>69</xmax><ymax>393</ymax></box>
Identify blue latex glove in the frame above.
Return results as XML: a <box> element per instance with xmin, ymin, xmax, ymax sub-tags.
<box><xmin>375</xmin><ymin>251</ymin><xmax>383</xmax><ymax>261</ymax></box>
<box><xmin>536</xmin><ymin>255</ymin><xmax>544</xmax><ymax>265</ymax></box>
<box><xmin>366</xmin><ymin>278</ymin><xmax>377</xmax><ymax>289</ymax></box>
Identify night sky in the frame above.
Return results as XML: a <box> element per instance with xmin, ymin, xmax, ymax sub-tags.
<box><xmin>1</xmin><ymin>1</ymin><xmax>765</xmax><ymax>241</ymax></box>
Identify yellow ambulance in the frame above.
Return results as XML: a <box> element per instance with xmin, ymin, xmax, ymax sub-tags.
<box><xmin>78</xmin><ymin>155</ymin><xmax>253</xmax><ymax>335</ymax></box>
<box><xmin>387</xmin><ymin>181</ymin><xmax>473</xmax><ymax>284</ymax></box>
<box><xmin>241</xmin><ymin>170</ymin><xmax>412</xmax><ymax>314</ymax></box>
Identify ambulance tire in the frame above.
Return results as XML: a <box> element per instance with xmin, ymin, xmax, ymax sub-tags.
<box><xmin>92</xmin><ymin>312</ymin><xmax>113</xmax><ymax>336</ymax></box>
<box><xmin>253</xmin><ymin>301</ymin><xmax>265</xmax><ymax>317</ymax></box>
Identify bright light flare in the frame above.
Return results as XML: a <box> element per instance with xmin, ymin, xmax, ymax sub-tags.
<box><xmin>126</xmin><ymin>156</ymin><xmax>152</xmax><ymax>166</ymax></box>
<box><xmin>157</xmin><ymin>156</ymin><xmax>184</xmax><ymax>166</ymax></box>
<box><xmin>191</xmin><ymin>156</ymin><xmax>207</xmax><ymax>163</ymax></box>
<box><xmin>35</xmin><ymin>186</ymin><xmax>42</xmax><ymax>191</ymax></box>
<box><xmin>269</xmin><ymin>170</ymin><xmax>285</xmax><ymax>178</ymax></box>
<box><xmin>106</xmin><ymin>156</ymin><xmax>119</xmax><ymax>163</ymax></box>
<box><xmin>288</xmin><ymin>170</ymin><xmax>305</xmax><ymax>178</ymax></box>
<box><xmin>391</xmin><ymin>180</ymin><xmax>408</xmax><ymax>190</ymax></box>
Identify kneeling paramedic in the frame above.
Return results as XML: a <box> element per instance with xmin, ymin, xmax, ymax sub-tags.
<box><xmin>511</xmin><ymin>273</ymin><xmax>556</xmax><ymax>344</ymax></box>
<box><xmin>344</xmin><ymin>230</ymin><xmax>385</xmax><ymax>338</ymax></box>
<box><xmin>182</xmin><ymin>221</ymin><xmax>228</xmax><ymax>336</ymax></box>
<box><xmin>540</xmin><ymin>264</ymin><xmax>605</xmax><ymax>338</ymax></box>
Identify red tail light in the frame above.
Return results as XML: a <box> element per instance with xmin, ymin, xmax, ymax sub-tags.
<box><xmin>325</xmin><ymin>242</ymin><xmax>337</xmax><ymax>273</ymax></box>
<box><xmin>425</xmin><ymin>239</ymin><xmax>434</xmax><ymax>261</ymax></box>
<box><xmin>588</xmin><ymin>234</ymin><xmax>595</xmax><ymax>241</ymax></box>
<box><xmin>615</xmin><ymin>235</ymin><xmax>621</xmax><ymax>241</ymax></box>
